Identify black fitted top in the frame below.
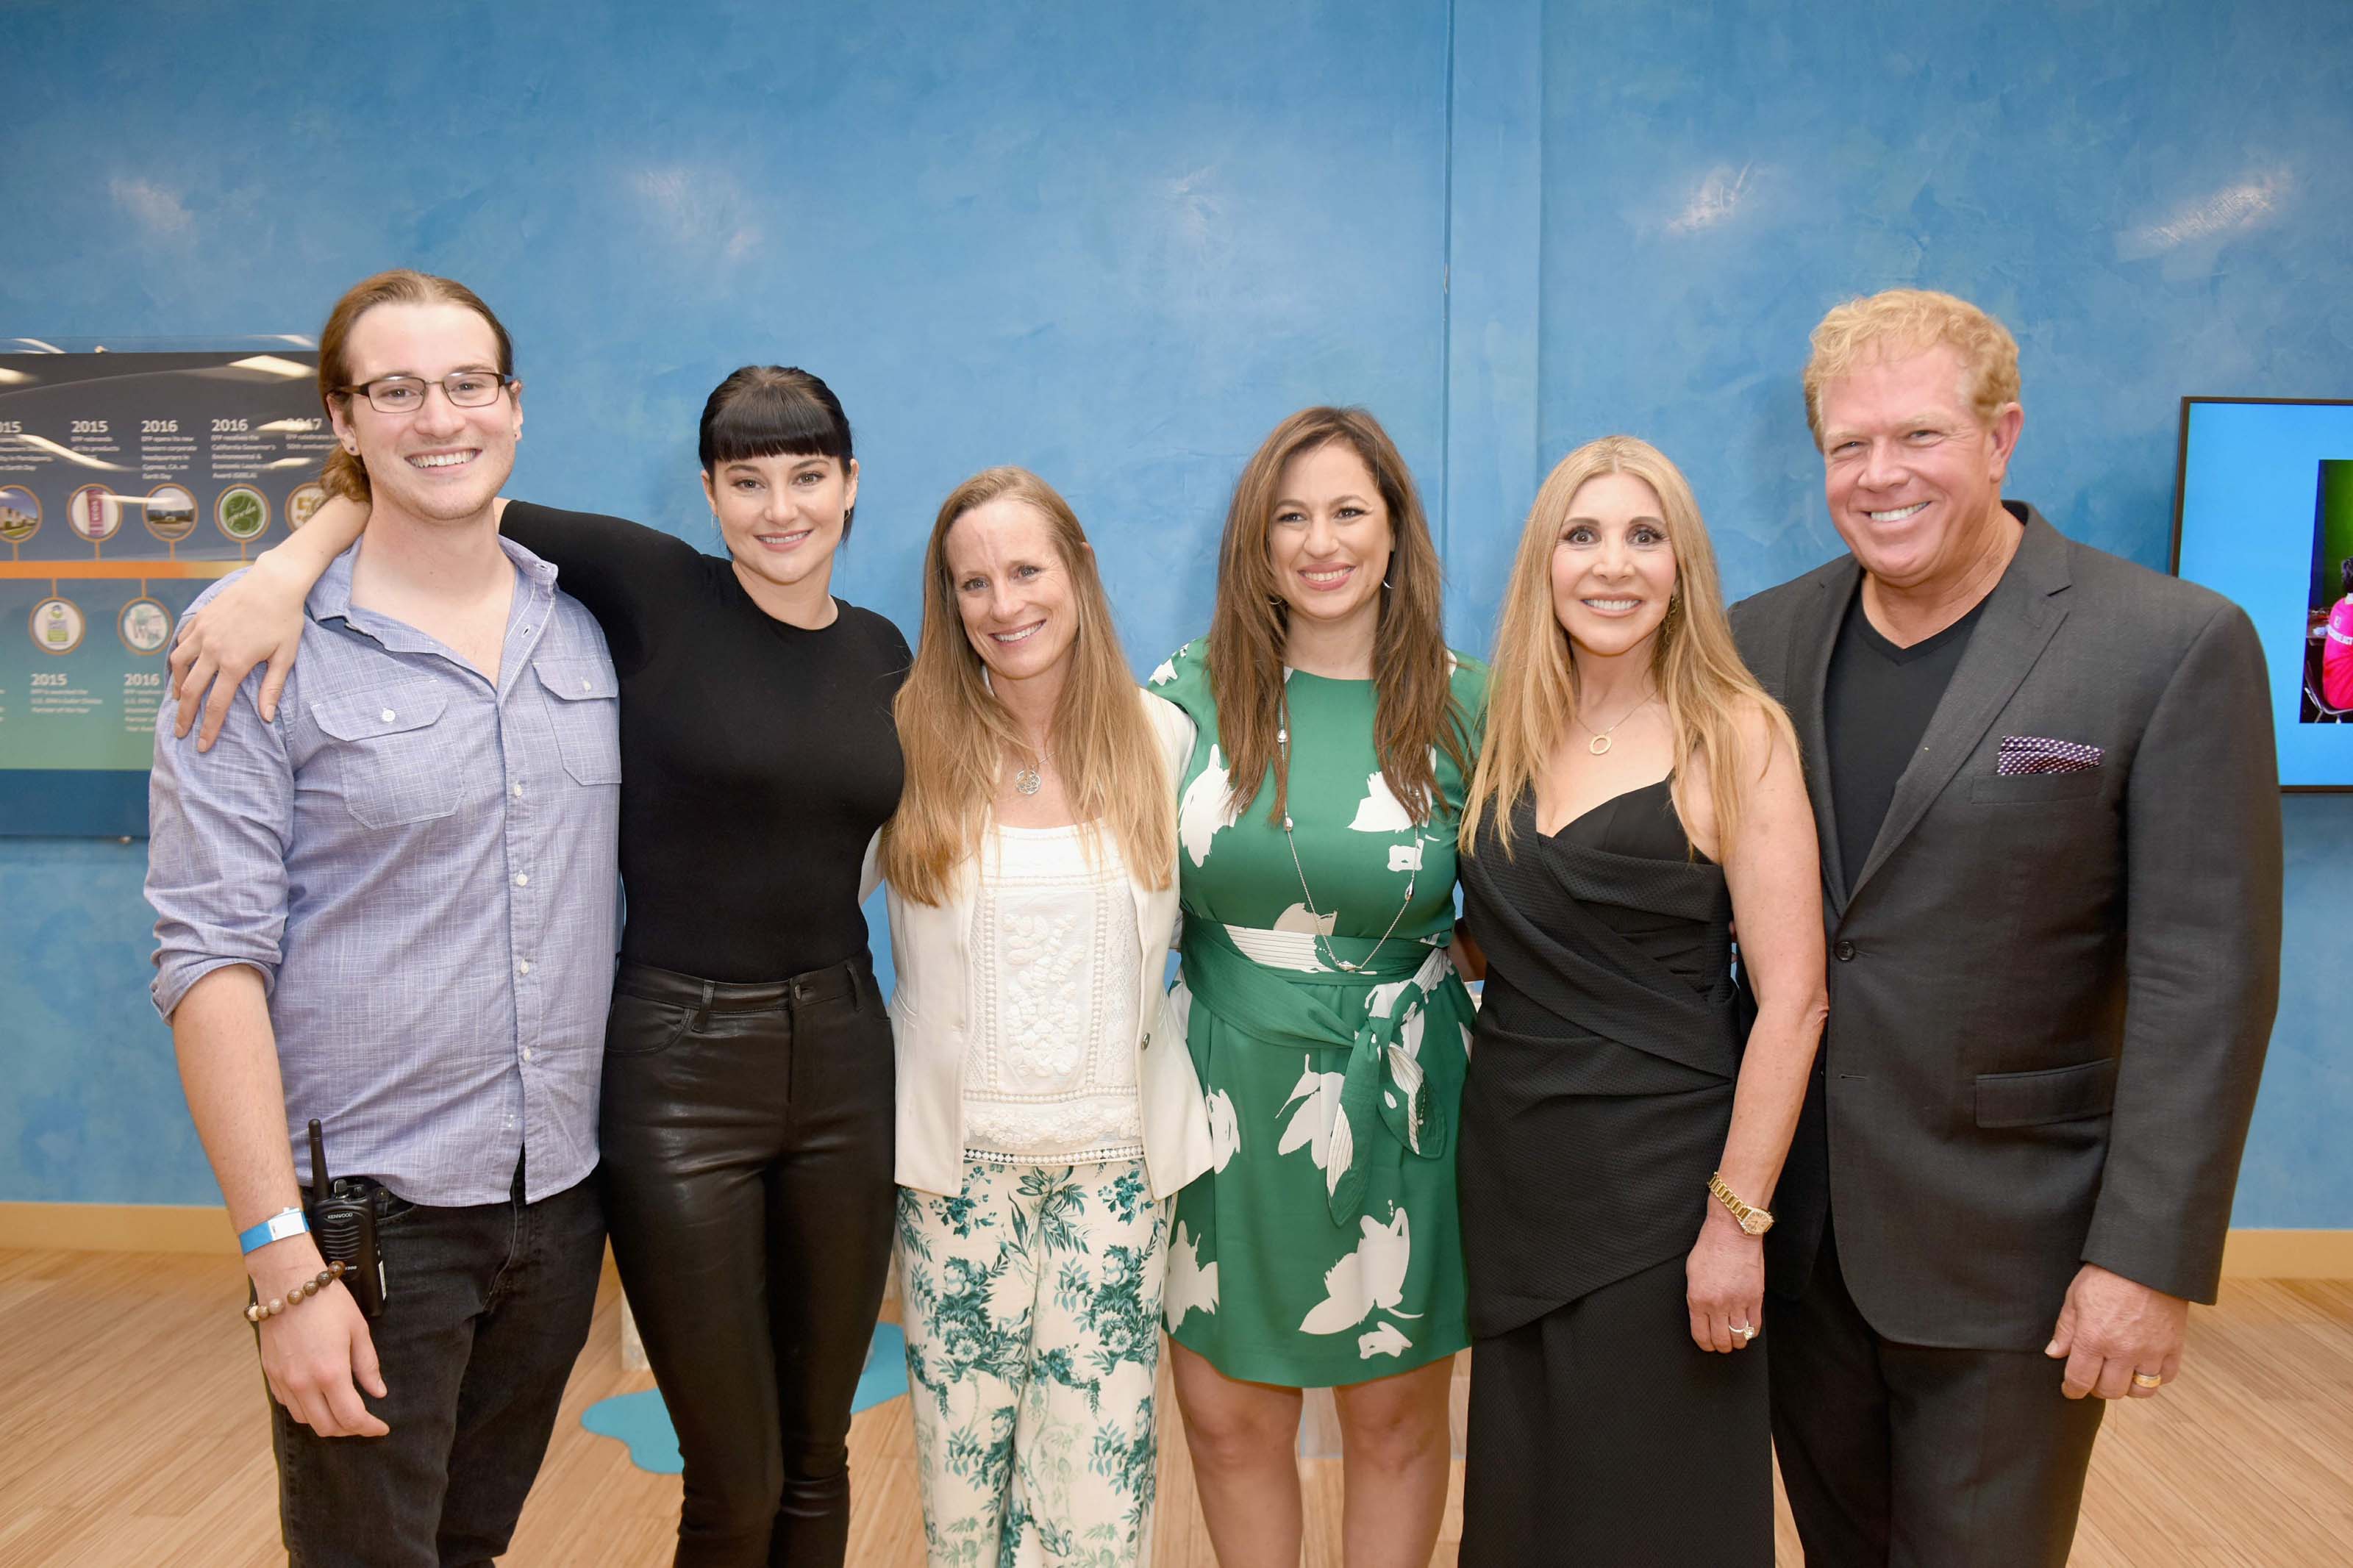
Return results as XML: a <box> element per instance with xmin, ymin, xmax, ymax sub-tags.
<box><xmin>1542</xmin><ymin>776</ymin><xmax>1719</xmax><ymax>987</ymax></box>
<box><xmin>1824</xmin><ymin>589</ymin><xmax>1988</xmax><ymax>892</ymax></box>
<box><xmin>1457</xmin><ymin>778</ymin><xmax>1743</xmax><ymax>1336</ymax></box>
<box><xmin>503</xmin><ymin>502</ymin><xmax>908</xmax><ymax>983</ymax></box>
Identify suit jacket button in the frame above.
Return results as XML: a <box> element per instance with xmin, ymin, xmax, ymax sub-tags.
<box><xmin>1834</xmin><ymin>939</ymin><xmax>1857</xmax><ymax>962</ymax></box>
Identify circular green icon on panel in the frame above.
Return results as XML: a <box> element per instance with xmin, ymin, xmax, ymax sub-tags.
<box><xmin>146</xmin><ymin>484</ymin><xmax>197</xmax><ymax>543</ymax></box>
<box><xmin>0</xmin><ymin>484</ymin><xmax>38</xmax><ymax>544</ymax></box>
<box><xmin>32</xmin><ymin>596</ymin><xmax>85</xmax><ymax>654</ymax></box>
<box><xmin>286</xmin><ymin>481</ymin><xmax>326</xmax><ymax>531</ymax></box>
<box><xmin>120</xmin><ymin>596</ymin><xmax>172</xmax><ymax>655</ymax></box>
<box><xmin>217</xmin><ymin>484</ymin><xmax>268</xmax><ymax>542</ymax></box>
<box><xmin>69</xmin><ymin>483</ymin><xmax>122</xmax><ymax>543</ymax></box>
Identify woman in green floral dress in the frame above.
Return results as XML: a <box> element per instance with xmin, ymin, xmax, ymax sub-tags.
<box><xmin>1151</xmin><ymin>407</ymin><xmax>1485</xmax><ymax>1568</ymax></box>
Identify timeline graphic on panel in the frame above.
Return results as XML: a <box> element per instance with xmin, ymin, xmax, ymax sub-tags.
<box><xmin>0</xmin><ymin>351</ymin><xmax>332</xmax><ymax>781</ymax></box>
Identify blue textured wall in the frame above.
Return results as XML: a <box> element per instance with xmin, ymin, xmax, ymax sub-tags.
<box><xmin>3</xmin><ymin>0</ymin><xmax>2346</xmax><ymax>1224</ymax></box>
<box><xmin>0</xmin><ymin>0</ymin><xmax>1453</xmax><ymax>1203</ymax></box>
<box><xmin>1527</xmin><ymin>0</ymin><xmax>2353</xmax><ymax>1226</ymax></box>
<box><xmin>1534</xmin><ymin>0</ymin><xmax>2353</xmax><ymax>578</ymax></box>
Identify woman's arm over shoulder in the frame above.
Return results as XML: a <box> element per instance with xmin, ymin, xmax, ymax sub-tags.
<box><xmin>500</xmin><ymin>500</ymin><xmax>694</xmax><ymax>624</ymax></box>
<box><xmin>166</xmin><ymin>495</ymin><xmax>367</xmax><ymax>745</ymax></box>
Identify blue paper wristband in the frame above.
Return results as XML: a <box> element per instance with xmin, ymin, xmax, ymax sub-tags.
<box><xmin>238</xmin><ymin>1206</ymin><xmax>309</xmax><ymax>1254</ymax></box>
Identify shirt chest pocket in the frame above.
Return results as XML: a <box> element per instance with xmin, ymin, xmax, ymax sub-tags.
<box><xmin>534</xmin><ymin>658</ymin><xmax>622</xmax><ymax>787</ymax></box>
<box><xmin>311</xmin><ymin>683</ymin><xmax>459</xmax><ymax>829</ymax></box>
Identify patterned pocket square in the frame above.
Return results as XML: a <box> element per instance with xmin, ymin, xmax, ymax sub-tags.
<box><xmin>1997</xmin><ymin>735</ymin><xmax>2102</xmax><ymax>776</ymax></box>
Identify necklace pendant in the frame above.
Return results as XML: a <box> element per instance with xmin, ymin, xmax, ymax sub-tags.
<box><xmin>1588</xmin><ymin>734</ymin><xmax>1612</xmax><ymax>756</ymax></box>
<box><xmin>1014</xmin><ymin>768</ymin><xmax>1043</xmax><ymax>796</ymax></box>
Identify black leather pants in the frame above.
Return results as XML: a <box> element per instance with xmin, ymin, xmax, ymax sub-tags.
<box><xmin>601</xmin><ymin>958</ymin><xmax>897</xmax><ymax>1568</ymax></box>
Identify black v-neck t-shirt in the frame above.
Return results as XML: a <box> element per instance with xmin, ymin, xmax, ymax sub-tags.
<box><xmin>1822</xmin><ymin>587</ymin><xmax>1989</xmax><ymax>895</ymax></box>
<box><xmin>504</xmin><ymin>501</ymin><xmax>909</xmax><ymax>982</ymax></box>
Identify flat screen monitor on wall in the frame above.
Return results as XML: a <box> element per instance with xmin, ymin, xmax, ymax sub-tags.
<box><xmin>2171</xmin><ymin>397</ymin><xmax>2353</xmax><ymax>792</ymax></box>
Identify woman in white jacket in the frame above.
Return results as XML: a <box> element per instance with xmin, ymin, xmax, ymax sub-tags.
<box><xmin>879</xmin><ymin>465</ymin><xmax>1211</xmax><ymax>1568</ymax></box>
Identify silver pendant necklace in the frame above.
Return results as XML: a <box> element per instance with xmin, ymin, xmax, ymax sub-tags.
<box><xmin>991</xmin><ymin>664</ymin><xmax>1051</xmax><ymax>795</ymax></box>
<box><xmin>1276</xmin><ymin>717</ymin><xmax>1418</xmax><ymax>974</ymax></box>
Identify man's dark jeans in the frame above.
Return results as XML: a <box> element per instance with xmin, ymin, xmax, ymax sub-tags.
<box><xmin>268</xmin><ymin>1169</ymin><xmax>604</xmax><ymax>1568</ymax></box>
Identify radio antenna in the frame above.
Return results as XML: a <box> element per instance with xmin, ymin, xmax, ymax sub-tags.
<box><xmin>307</xmin><ymin>1119</ymin><xmax>329</xmax><ymax>1205</ymax></box>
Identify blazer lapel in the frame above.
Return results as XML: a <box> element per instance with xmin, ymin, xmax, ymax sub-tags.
<box><xmin>1848</xmin><ymin>506</ymin><xmax>2074</xmax><ymax>902</ymax></box>
<box><xmin>1788</xmin><ymin>561</ymin><xmax>1857</xmax><ymax>917</ymax></box>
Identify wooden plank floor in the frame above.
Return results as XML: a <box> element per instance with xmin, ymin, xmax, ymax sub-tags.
<box><xmin>1</xmin><ymin>1247</ymin><xmax>2346</xmax><ymax>1565</ymax></box>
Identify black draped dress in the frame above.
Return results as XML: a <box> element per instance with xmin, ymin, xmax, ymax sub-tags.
<box><xmin>1456</xmin><ymin>778</ymin><xmax>1771</xmax><ymax>1567</ymax></box>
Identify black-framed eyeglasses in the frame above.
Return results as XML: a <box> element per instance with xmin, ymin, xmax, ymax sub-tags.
<box><xmin>335</xmin><ymin>370</ymin><xmax>516</xmax><ymax>414</ymax></box>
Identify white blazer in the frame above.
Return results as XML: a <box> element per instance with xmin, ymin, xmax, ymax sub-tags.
<box><xmin>884</xmin><ymin>688</ymin><xmax>1213</xmax><ymax>1200</ymax></box>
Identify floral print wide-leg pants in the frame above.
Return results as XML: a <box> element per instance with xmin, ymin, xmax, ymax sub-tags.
<box><xmin>895</xmin><ymin>1159</ymin><xmax>1170</xmax><ymax>1568</ymax></box>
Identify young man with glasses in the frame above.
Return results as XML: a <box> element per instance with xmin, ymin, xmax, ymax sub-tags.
<box><xmin>148</xmin><ymin>270</ymin><xmax>621</xmax><ymax>1565</ymax></box>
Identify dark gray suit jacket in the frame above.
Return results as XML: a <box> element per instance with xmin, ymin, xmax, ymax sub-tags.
<box><xmin>1730</xmin><ymin>503</ymin><xmax>2282</xmax><ymax>1349</ymax></box>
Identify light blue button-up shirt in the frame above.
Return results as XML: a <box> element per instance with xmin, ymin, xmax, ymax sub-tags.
<box><xmin>148</xmin><ymin>537</ymin><xmax>621</xmax><ymax>1206</ymax></box>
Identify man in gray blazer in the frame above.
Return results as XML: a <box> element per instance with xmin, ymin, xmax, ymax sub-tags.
<box><xmin>1729</xmin><ymin>289</ymin><xmax>2281</xmax><ymax>1567</ymax></box>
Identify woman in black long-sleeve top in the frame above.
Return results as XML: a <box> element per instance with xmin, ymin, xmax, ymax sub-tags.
<box><xmin>171</xmin><ymin>368</ymin><xmax>906</xmax><ymax>1568</ymax></box>
<box><xmin>1454</xmin><ymin>436</ymin><xmax>1827</xmax><ymax>1567</ymax></box>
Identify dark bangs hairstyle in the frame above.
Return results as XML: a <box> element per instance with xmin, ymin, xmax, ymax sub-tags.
<box><xmin>698</xmin><ymin>366</ymin><xmax>858</xmax><ymax>536</ymax></box>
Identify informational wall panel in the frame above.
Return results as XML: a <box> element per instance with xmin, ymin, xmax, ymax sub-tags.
<box><xmin>0</xmin><ymin>352</ymin><xmax>329</xmax><ymax>833</ymax></box>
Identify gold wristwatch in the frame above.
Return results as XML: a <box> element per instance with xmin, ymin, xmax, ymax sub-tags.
<box><xmin>1708</xmin><ymin>1171</ymin><xmax>1774</xmax><ymax>1236</ymax></box>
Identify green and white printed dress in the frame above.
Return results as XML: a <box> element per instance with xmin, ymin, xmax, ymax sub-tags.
<box><xmin>1148</xmin><ymin>639</ymin><xmax>1485</xmax><ymax>1387</ymax></box>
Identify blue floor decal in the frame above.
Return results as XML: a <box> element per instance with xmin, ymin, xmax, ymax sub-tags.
<box><xmin>583</xmin><ymin>1322</ymin><xmax>909</xmax><ymax>1475</ymax></box>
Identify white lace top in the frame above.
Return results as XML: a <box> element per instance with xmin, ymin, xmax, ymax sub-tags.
<box><xmin>962</xmin><ymin>822</ymin><xmax>1146</xmax><ymax>1165</ymax></box>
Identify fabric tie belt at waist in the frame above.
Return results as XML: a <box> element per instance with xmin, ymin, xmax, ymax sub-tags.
<box><xmin>1179</xmin><ymin>920</ymin><xmax>1456</xmax><ymax>1225</ymax></box>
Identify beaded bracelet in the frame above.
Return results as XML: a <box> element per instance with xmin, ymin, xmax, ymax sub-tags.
<box><xmin>245</xmin><ymin>1261</ymin><xmax>349</xmax><ymax>1325</ymax></box>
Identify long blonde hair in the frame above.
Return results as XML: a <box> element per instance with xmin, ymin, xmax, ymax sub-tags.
<box><xmin>1208</xmin><ymin>407</ymin><xmax>1472</xmax><ymax>825</ymax></box>
<box><xmin>1462</xmin><ymin>435</ymin><xmax>1794</xmax><ymax>859</ymax></box>
<box><xmin>881</xmin><ymin>466</ymin><xmax>1174</xmax><ymax>905</ymax></box>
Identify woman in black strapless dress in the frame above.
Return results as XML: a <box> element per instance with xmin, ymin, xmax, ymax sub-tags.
<box><xmin>1455</xmin><ymin>437</ymin><xmax>1827</xmax><ymax>1566</ymax></box>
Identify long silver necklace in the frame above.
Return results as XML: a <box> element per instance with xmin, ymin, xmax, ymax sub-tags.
<box><xmin>1013</xmin><ymin>743</ymin><xmax>1050</xmax><ymax>797</ymax></box>
<box><xmin>988</xmin><ymin>663</ymin><xmax>1052</xmax><ymax>795</ymax></box>
<box><xmin>1577</xmin><ymin>685</ymin><xmax>1657</xmax><ymax>755</ymax></box>
<box><xmin>1276</xmin><ymin>717</ymin><xmax>1419</xmax><ymax>975</ymax></box>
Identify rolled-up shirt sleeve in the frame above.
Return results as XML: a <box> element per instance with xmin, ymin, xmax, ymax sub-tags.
<box><xmin>147</xmin><ymin>665</ymin><xmax>296</xmax><ymax>1020</ymax></box>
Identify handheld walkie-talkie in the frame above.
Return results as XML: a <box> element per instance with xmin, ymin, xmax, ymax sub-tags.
<box><xmin>306</xmin><ymin>1119</ymin><xmax>387</xmax><ymax>1317</ymax></box>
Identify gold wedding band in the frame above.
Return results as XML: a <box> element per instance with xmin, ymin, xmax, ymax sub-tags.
<box><xmin>2132</xmin><ymin>1372</ymin><xmax>2163</xmax><ymax>1389</ymax></box>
